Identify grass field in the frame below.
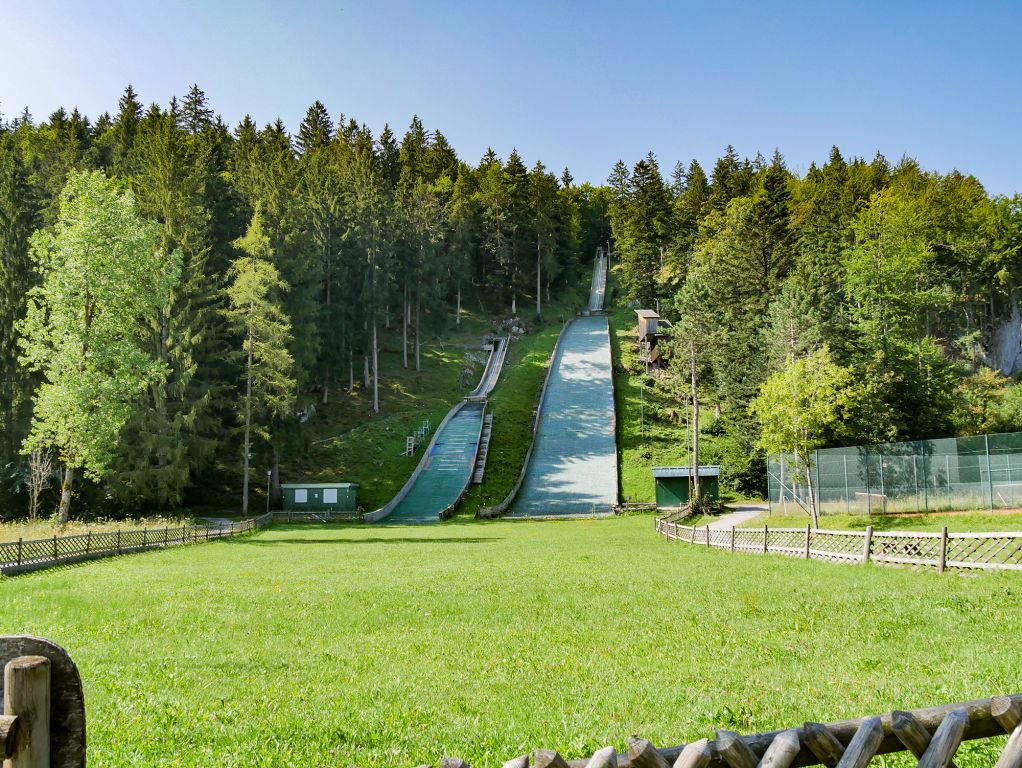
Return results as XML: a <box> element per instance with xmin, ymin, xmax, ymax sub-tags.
<box><xmin>746</xmin><ymin>508</ymin><xmax>1022</xmax><ymax>532</ymax></box>
<box><xmin>3</xmin><ymin>516</ymin><xmax>1018</xmax><ymax>767</ymax></box>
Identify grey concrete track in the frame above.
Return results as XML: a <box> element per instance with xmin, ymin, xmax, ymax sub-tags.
<box><xmin>508</xmin><ymin>314</ymin><xmax>617</xmax><ymax>517</ymax></box>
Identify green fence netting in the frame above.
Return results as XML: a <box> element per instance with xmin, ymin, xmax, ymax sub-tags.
<box><xmin>768</xmin><ymin>431</ymin><xmax>1022</xmax><ymax>515</ymax></box>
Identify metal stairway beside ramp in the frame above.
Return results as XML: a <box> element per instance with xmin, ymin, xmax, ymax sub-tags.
<box><xmin>472</xmin><ymin>413</ymin><xmax>494</xmax><ymax>484</ymax></box>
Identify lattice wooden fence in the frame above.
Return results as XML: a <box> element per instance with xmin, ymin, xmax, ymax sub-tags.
<box><xmin>655</xmin><ymin>517</ymin><xmax>1022</xmax><ymax>572</ymax></box>
<box><xmin>0</xmin><ymin>512</ymin><xmax>273</xmax><ymax>576</ymax></box>
<box><xmin>421</xmin><ymin>694</ymin><xmax>1022</xmax><ymax>768</ymax></box>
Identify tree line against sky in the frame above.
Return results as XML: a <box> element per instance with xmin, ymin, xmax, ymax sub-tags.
<box><xmin>610</xmin><ymin>145</ymin><xmax>1022</xmax><ymax>496</ymax></box>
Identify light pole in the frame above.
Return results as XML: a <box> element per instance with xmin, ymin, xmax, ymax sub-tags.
<box><xmin>265</xmin><ymin>469</ymin><xmax>271</xmax><ymax>516</ymax></box>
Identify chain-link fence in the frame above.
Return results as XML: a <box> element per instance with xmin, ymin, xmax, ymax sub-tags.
<box><xmin>768</xmin><ymin>432</ymin><xmax>1022</xmax><ymax>515</ymax></box>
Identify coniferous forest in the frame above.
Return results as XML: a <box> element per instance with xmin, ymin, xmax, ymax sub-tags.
<box><xmin>610</xmin><ymin>148</ymin><xmax>1022</xmax><ymax>494</ymax></box>
<box><xmin>0</xmin><ymin>85</ymin><xmax>610</xmax><ymax>518</ymax></box>
<box><xmin>3</xmin><ymin>84</ymin><xmax>1022</xmax><ymax>516</ymax></box>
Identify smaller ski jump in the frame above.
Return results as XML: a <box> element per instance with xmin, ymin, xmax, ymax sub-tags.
<box><xmin>365</xmin><ymin>336</ymin><xmax>509</xmax><ymax>523</ymax></box>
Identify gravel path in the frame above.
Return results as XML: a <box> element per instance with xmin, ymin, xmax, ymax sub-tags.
<box><xmin>706</xmin><ymin>504</ymin><xmax>767</xmax><ymax>529</ymax></box>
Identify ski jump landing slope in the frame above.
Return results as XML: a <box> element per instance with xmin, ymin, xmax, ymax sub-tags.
<box><xmin>506</xmin><ymin>315</ymin><xmax>617</xmax><ymax>516</ymax></box>
<box><xmin>364</xmin><ymin>338</ymin><xmax>507</xmax><ymax>524</ymax></box>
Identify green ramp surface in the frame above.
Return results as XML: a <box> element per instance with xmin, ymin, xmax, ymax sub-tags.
<box><xmin>509</xmin><ymin>315</ymin><xmax>617</xmax><ymax>516</ymax></box>
<box><xmin>389</xmin><ymin>402</ymin><xmax>484</xmax><ymax>523</ymax></box>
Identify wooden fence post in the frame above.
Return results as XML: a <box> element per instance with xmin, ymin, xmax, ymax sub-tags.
<box><xmin>705</xmin><ymin>526</ymin><xmax>710</xmax><ymax>548</ymax></box>
<box><xmin>116</xmin><ymin>529</ymin><xmax>121</xmax><ymax>554</ymax></box>
<box><xmin>17</xmin><ymin>539</ymin><xmax>21</xmax><ymax>567</ymax></box>
<box><xmin>85</xmin><ymin>531</ymin><xmax>91</xmax><ymax>555</ymax></box>
<box><xmin>142</xmin><ymin>528</ymin><xmax>147</xmax><ymax>548</ymax></box>
<box><xmin>731</xmin><ymin>526</ymin><xmax>736</xmax><ymax>552</ymax></box>
<box><xmin>52</xmin><ymin>535</ymin><xmax>56</xmax><ymax>560</ymax></box>
<box><xmin>939</xmin><ymin>527</ymin><xmax>948</xmax><ymax>574</ymax></box>
<box><xmin>863</xmin><ymin>525</ymin><xmax>873</xmax><ymax>564</ymax></box>
<box><xmin>763</xmin><ymin>525</ymin><xmax>769</xmax><ymax>554</ymax></box>
<box><xmin>164</xmin><ymin>527</ymin><xmax>169</xmax><ymax>546</ymax></box>
<box><xmin>4</xmin><ymin>655</ymin><xmax>50</xmax><ymax>768</ymax></box>
<box><xmin>804</xmin><ymin>524</ymin><xmax>811</xmax><ymax>559</ymax></box>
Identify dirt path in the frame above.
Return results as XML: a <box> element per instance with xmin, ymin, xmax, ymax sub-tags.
<box><xmin>706</xmin><ymin>504</ymin><xmax>767</xmax><ymax>528</ymax></box>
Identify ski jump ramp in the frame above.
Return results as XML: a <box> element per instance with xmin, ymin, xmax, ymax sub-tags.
<box><xmin>365</xmin><ymin>337</ymin><xmax>507</xmax><ymax>524</ymax></box>
<box><xmin>507</xmin><ymin>314</ymin><xmax>617</xmax><ymax>516</ymax></box>
<box><xmin>483</xmin><ymin>252</ymin><xmax>618</xmax><ymax>518</ymax></box>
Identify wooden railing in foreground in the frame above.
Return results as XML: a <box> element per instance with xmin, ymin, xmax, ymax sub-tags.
<box><xmin>0</xmin><ymin>512</ymin><xmax>273</xmax><ymax>576</ymax></box>
<box><xmin>423</xmin><ymin>693</ymin><xmax>1022</xmax><ymax>768</ymax></box>
<box><xmin>655</xmin><ymin>516</ymin><xmax>1022</xmax><ymax>572</ymax></box>
<box><xmin>1</xmin><ymin>635</ymin><xmax>86</xmax><ymax>768</ymax></box>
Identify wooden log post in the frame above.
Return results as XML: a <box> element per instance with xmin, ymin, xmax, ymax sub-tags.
<box><xmin>627</xmin><ymin>738</ymin><xmax>671</xmax><ymax>768</ymax></box>
<box><xmin>85</xmin><ymin>531</ymin><xmax>91</xmax><ymax>555</ymax></box>
<box><xmin>116</xmin><ymin>529</ymin><xmax>121</xmax><ymax>554</ymax></box>
<box><xmin>535</xmin><ymin>750</ymin><xmax>570</xmax><ymax>768</ymax></box>
<box><xmin>917</xmin><ymin>708</ymin><xmax>968</xmax><ymax>768</ymax></box>
<box><xmin>763</xmin><ymin>525</ymin><xmax>769</xmax><ymax>554</ymax></box>
<box><xmin>52</xmin><ymin>536</ymin><xmax>57</xmax><ymax>560</ymax></box>
<box><xmin>939</xmin><ymin>527</ymin><xmax>949</xmax><ymax>573</ymax></box>
<box><xmin>995</xmin><ymin>722</ymin><xmax>1022</xmax><ymax>768</ymax></box>
<box><xmin>804</xmin><ymin>524</ymin><xmax>811</xmax><ymax>560</ymax></box>
<box><xmin>862</xmin><ymin>526</ymin><xmax>873</xmax><ymax>565</ymax></box>
<box><xmin>731</xmin><ymin>526</ymin><xmax>736</xmax><ymax>552</ymax></box>
<box><xmin>585</xmin><ymin>746</ymin><xmax>618</xmax><ymax>768</ymax></box>
<box><xmin>992</xmin><ymin>696</ymin><xmax>1022</xmax><ymax>732</ymax></box>
<box><xmin>16</xmin><ymin>539</ymin><xmax>21</xmax><ymax>567</ymax></box>
<box><xmin>835</xmin><ymin>716</ymin><xmax>883</xmax><ymax>768</ymax></box>
<box><xmin>0</xmin><ymin>715</ymin><xmax>20</xmax><ymax>760</ymax></box>
<box><xmin>503</xmin><ymin>757</ymin><xmax>529</xmax><ymax>768</ymax></box>
<box><xmin>439</xmin><ymin>759</ymin><xmax>469</xmax><ymax>768</ymax></box>
<box><xmin>4</xmin><ymin>655</ymin><xmax>50</xmax><ymax>768</ymax></box>
<box><xmin>891</xmin><ymin>710</ymin><xmax>958</xmax><ymax>767</ymax></box>
<box><xmin>706</xmin><ymin>527</ymin><xmax>711</xmax><ymax>548</ymax></box>
<box><xmin>142</xmin><ymin>528</ymin><xmax>147</xmax><ymax>548</ymax></box>
<box><xmin>802</xmin><ymin>722</ymin><xmax>846</xmax><ymax>767</ymax></box>
<box><xmin>673</xmin><ymin>739</ymin><xmax>711</xmax><ymax>768</ymax></box>
<box><xmin>757</xmin><ymin>730</ymin><xmax>801</xmax><ymax>768</ymax></box>
<box><xmin>715</xmin><ymin>730</ymin><xmax>758</xmax><ymax>768</ymax></box>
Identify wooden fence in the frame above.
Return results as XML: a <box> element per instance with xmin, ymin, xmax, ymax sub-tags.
<box><xmin>655</xmin><ymin>516</ymin><xmax>1022</xmax><ymax>572</ymax></box>
<box><xmin>0</xmin><ymin>512</ymin><xmax>273</xmax><ymax>576</ymax></box>
<box><xmin>424</xmin><ymin>694</ymin><xmax>1022</xmax><ymax>767</ymax></box>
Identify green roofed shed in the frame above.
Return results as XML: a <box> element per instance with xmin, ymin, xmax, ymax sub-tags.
<box><xmin>281</xmin><ymin>482</ymin><xmax>358</xmax><ymax>511</ymax></box>
<box><xmin>652</xmin><ymin>466</ymin><xmax>720</xmax><ymax>508</ymax></box>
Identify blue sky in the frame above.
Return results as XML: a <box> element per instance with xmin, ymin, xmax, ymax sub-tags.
<box><xmin>1</xmin><ymin>0</ymin><xmax>1019</xmax><ymax>194</ymax></box>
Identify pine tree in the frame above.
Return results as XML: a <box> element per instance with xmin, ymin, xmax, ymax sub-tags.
<box><xmin>181</xmin><ymin>84</ymin><xmax>214</xmax><ymax>134</ymax></box>
<box><xmin>223</xmin><ymin>209</ymin><xmax>295</xmax><ymax>515</ymax></box>
<box><xmin>297</xmin><ymin>101</ymin><xmax>334</xmax><ymax>154</ymax></box>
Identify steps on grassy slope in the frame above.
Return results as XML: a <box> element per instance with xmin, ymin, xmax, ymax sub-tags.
<box><xmin>365</xmin><ymin>335</ymin><xmax>509</xmax><ymax>524</ymax></box>
<box><xmin>472</xmin><ymin>413</ymin><xmax>494</xmax><ymax>484</ymax></box>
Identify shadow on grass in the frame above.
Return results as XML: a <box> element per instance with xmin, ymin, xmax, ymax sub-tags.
<box><xmin>239</xmin><ymin>536</ymin><xmax>499</xmax><ymax>546</ymax></box>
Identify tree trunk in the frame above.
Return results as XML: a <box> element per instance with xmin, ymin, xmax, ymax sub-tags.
<box><xmin>242</xmin><ymin>327</ymin><xmax>253</xmax><ymax>516</ymax></box>
<box><xmin>322</xmin><ymin>374</ymin><xmax>329</xmax><ymax>405</ymax></box>
<box><xmin>271</xmin><ymin>448</ymin><xmax>281</xmax><ymax>507</ymax></box>
<box><xmin>415</xmin><ymin>285</ymin><xmax>421</xmax><ymax>372</ymax></box>
<box><xmin>456</xmin><ymin>282</ymin><xmax>461</xmax><ymax>325</ymax></box>
<box><xmin>348</xmin><ymin>346</ymin><xmax>354</xmax><ymax>394</ymax></box>
<box><xmin>56</xmin><ymin>465</ymin><xmax>74</xmax><ymax>524</ymax></box>
<box><xmin>372</xmin><ymin>321</ymin><xmax>379</xmax><ymax>413</ymax></box>
<box><xmin>690</xmin><ymin>341</ymin><xmax>700</xmax><ymax>508</ymax></box>
<box><xmin>402</xmin><ymin>277</ymin><xmax>408</xmax><ymax>369</ymax></box>
<box><xmin>536</xmin><ymin>239</ymin><xmax>542</xmax><ymax>316</ymax></box>
<box><xmin>804</xmin><ymin>450</ymin><xmax>820</xmax><ymax>528</ymax></box>
<box><xmin>363</xmin><ymin>355</ymin><xmax>370</xmax><ymax>389</ymax></box>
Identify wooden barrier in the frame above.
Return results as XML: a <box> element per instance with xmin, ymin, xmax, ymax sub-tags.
<box><xmin>654</xmin><ymin>516</ymin><xmax>1022</xmax><ymax>572</ymax></box>
<box><xmin>417</xmin><ymin>693</ymin><xmax>1022</xmax><ymax>767</ymax></box>
<box><xmin>0</xmin><ymin>513</ymin><xmax>273</xmax><ymax>576</ymax></box>
<box><xmin>0</xmin><ymin>636</ymin><xmax>85</xmax><ymax>768</ymax></box>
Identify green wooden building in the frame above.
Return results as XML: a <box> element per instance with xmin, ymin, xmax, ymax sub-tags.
<box><xmin>281</xmin><ymin>482</ymin><xmax>358</xmax><ymax>511</ymax></box>
<box><xmin>652</xmin><ymin>466</ymin><xmax>720</xmax><ymax>508</ymax></box>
